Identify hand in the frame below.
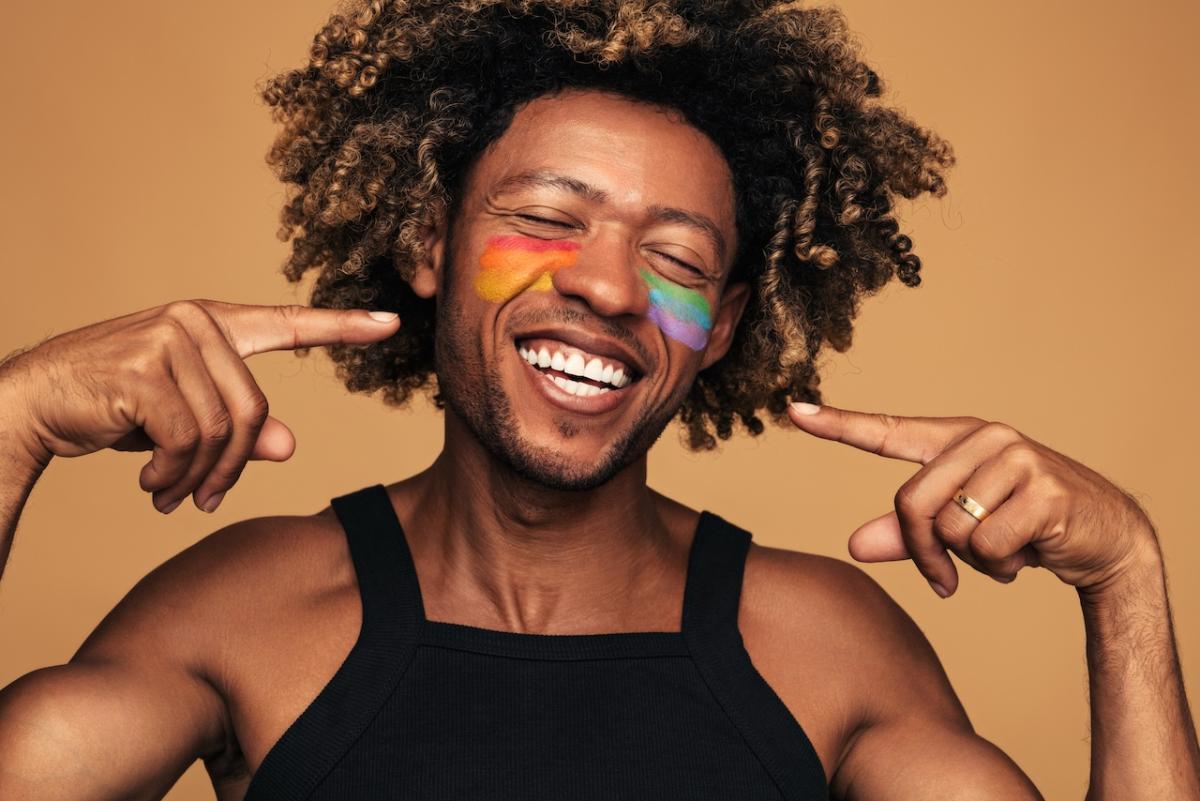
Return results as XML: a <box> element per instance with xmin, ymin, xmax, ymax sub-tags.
<box><xmin>787</xmin><ymin>402</ymin><xmax>1159</xmax><ymax>597</ymax></box>
<box><xmin>0</xmin><ymin>299</ymin><xmax>400</xmax><ymax>514</ymax></box>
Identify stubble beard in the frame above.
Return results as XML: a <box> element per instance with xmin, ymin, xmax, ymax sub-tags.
<box><xmin>433</xmin><ymin>282</ymin><xmax>686</xmax><ymax>493</ymax></box>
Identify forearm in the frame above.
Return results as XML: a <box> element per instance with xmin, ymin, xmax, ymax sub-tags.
<box><xmin>1080</xmin><ymin>536</ymin><xmax>1200</xmax><ymax>800</ymax></box>
<box><xmin>0</xmin><ymin>356</ymin><xmax>50</xmax><ymax>584</ymax></box>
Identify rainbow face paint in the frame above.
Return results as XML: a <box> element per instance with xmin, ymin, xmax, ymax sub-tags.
<box><xmin>474</xmin><ymin>235</ymin><xmax>580</xmax><ymax>302</ymax></box>
<box><xmin>472</xmin><ymin>234</ymin><xmax>712</xmax><ymax>352</ymax></box>
<box><xmin>641</xmin><ymin>269</ymin><xmax>713</xmax><ymax>351</ymax></box>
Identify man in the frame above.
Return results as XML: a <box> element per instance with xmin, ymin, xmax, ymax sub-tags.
<box><xmin>1</xmin><ymin>1</ymin><xmax>1196</xmax><ymax>799</ymax></box>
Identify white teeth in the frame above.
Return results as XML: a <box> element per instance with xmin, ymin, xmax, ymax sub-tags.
<box><xmin>564</xmin><ymin>353</ymin><xmax>586</xmax><ymax>377</ymax></box>
<box><xmin>518</xmin><ymin>341</ymin><xmax>637</xmax><ymax>390</ymax></box>
<box><xmin>544</xmin><ymin>372</ymin><xmax>604</xmax><ymax>398</ymax></box>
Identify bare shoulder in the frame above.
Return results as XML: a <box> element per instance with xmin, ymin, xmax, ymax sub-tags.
<box><xmin>76</xmin><ymin>504</ymin><xmax>352</xmax><ymax>672</ymax></box>
<box><xmin>0</xmin><ymin>503</ymin><xmax>355</xmax><ymax>798</ymax></box>
<box><xmin>740</xmin><ymin>543</ymin><xmax>1040</xmax><ymax>800</ymax></box>
<box><xmin>740</xmin><ymin>543</ymin><xmax>969</xmax><ymax>722</ymax></box>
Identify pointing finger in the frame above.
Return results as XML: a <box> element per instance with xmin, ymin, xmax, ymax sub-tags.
<box><xmin>197</xmin><ymin>301</ymin><xmax>401</xmax><ymax>359</ymax></box>
<box><xmin>788</xmin><ymin>402</ymin><xmax>986</xmax><ymax>466</ymax></box>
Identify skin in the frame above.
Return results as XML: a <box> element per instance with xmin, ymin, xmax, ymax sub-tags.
<box><xmin>0</xmin><ymin>87</ymin><xmax>1195</xmax><ymax>801</ymax></box>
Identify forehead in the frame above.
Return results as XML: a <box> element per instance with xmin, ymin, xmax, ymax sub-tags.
<box><xmin>464</xmin><ymin>88</ymin><xmax>737</xmax><ymax>257</ymax></box>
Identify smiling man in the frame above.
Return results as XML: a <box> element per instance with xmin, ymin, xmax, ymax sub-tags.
<box><xmin>0</xmin><ymin>1</ymin><xmax>1197</xmax><ymax>800</ymax></box>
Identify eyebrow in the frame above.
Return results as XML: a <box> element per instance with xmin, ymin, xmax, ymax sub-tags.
<box><xmin>490</xmin><ymin>168</ymin><xmax>729</xmax><ymax>267</ymax></box>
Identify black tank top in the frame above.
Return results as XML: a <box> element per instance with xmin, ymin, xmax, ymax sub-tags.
<box><xmin>242</xmin><ymin>483</ymin><xmax>829</xmax><ymax>799</ymax></box>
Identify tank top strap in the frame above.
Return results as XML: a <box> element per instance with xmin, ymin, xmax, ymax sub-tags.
<box><xmin>681</xmin><ymin>510</ymin><xmax>752</xmax><ymax>638</ymax></box>
<box><xmin>330</xmin><ymin>482</ymin><xmax>427</xmax><ymax>630</ymax></box>
<box><xmin>248</xmin><ymin>483</ymin><xmax>425</xmax><ymax>798</ymax></box>
<box><xmin>681</xmin><ymin>511</ymin><xmax>830</xmax><ymax>800</ymax></box>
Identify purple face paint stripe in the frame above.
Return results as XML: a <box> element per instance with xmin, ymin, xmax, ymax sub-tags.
<box><xmin>648</xmin><ymin>306</ymin><xmax>709</xmax><ymax>351</ymax></box>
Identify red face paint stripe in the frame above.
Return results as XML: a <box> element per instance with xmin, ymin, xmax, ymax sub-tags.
<box><xmin>485</xmin><ymin>234</ymin><xmax>581</xmax><ymax>253</ymax></box>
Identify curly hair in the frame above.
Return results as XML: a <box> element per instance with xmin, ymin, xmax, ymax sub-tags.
<box><xmin>258</xmin><ymin>0</ymin><xmax>955</xmax><ymax>450</ymax></box>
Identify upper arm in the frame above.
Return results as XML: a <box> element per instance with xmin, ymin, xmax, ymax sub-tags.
<box><xmin>815</xmin><ymin>560</ymin><xmax>1042</xmax><ymax>800</ymax></box>
<box><xmin>835</xmin><ymin>715</ymin><xmax>1043</xmax><ymax>801</ymax></box>
<box><xmin>0</xmin><ymin>524</ymin><xmax>245</xmax><ymax>801</ymax></box>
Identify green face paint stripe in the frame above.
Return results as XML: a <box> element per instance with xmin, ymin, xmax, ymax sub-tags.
<box><xmin>640</xmin><ymin>269</ymin><xmax>713</xmax><ymax>327</ymax></box>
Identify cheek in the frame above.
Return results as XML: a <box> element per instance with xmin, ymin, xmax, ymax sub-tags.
<box><xmin>642</xmin><ymin>271</ymin><xmax>713</xmax><ymax>352</ymax></box>
<box><xmin>473</xmin><ymin>235</ymin><xmax>579</xmax><ymax>303</ymax></box>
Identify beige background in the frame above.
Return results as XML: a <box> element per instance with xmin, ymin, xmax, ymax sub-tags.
<box><xmin>1</xmin><ymin>1</ymin><xmax>1197</xmax><ymax>797</ymax></box>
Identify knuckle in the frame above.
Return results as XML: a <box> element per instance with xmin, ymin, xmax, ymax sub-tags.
<box><xmin>123</xmin><ymin>352</ymin><xmax>158</xmax><ymax>380</ymax></box>
<box><xmin>162</xmin><ymin>299</ymin><xmax>207</xmax><ymax>324</ymax></box>
<box><xmin>873</xmin><ymin>413</ymin><xmax>903</xmax><ymax>455</ymax></box>
<box><xmin>199</xmin><ymin>409</ymin><xmax>234</xmax><ymax>443</ymax></box>
<box><xmin>274</xmin><ymin>305</ymin><xmax>307</xmax><ymax>348</ymax></box>
<box><xmin>893</xmin><ymin>483</ymin><xmax>921</xmax><ymax>517</ymax></box>
<box><xmin>234</xmin><ymin>392</ymin><xmax>270</xmax><ymax>425</ymax></box>
<box><xmin>933</xmin><ymin>507</ymin><xmax>972</xmax><ymax>547</ymax></box>
<box><xmin>1031</xmin><ymin>472</ymin><xmax>1069</xmax><ymax>504</ymax></box>
<box><xmin>204</xmin><ymin>462</ymin><xmax>247</xmax><ymax>490</ymax></box>
<box><xmin>151</xmin><ymin>316</ymin><xmax>189</xmax><ymax>348</ymax></box>
<box><xmin>166</xmin><ymin>415</ymin><xmax>201</xmax><ymax>451</ymax></box>
<box><xmin>999</xmin><ymin>440</ymin><xmax>1041</xmax><ymax>470</ymax></box>
<box><xmin>981</xmin><ymin>420</ymin><xmax>1022</xmax><ymax>445</ymax></box>
<box><xmin>969</xmin><ymin>523</ymin><xmax>1010</xmax><ymax>562</ymax></box>
<box><xmin>275</xmin><ymin>304</ymin><xmax>306</xmax><ymax>324</ymax></box>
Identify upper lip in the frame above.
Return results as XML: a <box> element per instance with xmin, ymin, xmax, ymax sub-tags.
<box><xmin>513</xmin><ymin>326</ymin><xmax>648</xmax><ymax>377</ymax></box>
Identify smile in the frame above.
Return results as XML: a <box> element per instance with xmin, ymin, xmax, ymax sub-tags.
<box><xmin>515</xmin><ymin>337</ymin><xmax>639</xmax><ymax>399</ymax></box>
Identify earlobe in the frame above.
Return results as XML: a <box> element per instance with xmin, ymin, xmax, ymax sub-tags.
<box><xmin>700</xmin><ymin>281</ymin><xmax>751</xmax><ymax>370</ymax></box>
<box><xmin>408</xmin><ymin>202</ymin><xmax>449</xmax><ymax>299</ymax></box>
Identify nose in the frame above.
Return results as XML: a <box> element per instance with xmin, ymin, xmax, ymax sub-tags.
<box><xmin>550</xmin><ymin>229</ymin><xmax>651</xmax><ymax>320</ymax></box>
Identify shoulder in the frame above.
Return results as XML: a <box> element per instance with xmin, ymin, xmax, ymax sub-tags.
<box><xmin>75</xmin><ymin>504</ymin><xmax>357</xmax><ymax>764</ymax></box>
<box><xmin>76</xmin><ymin>505</ymin><xmax>353</xmax><ymax>670</ymax></box>
<box><xmin>739</xmin><ymin>542</ymin><xmax>1040</xmax><ymax>799</ymax></box>
<box><xmin>0</xmin><ymin>505</ymin><xmax>355</xmax><ymax>796</ymax></box>
<box><xmin>741</xmin><ymin>544</ymin><xmax>966</xmax><ymax>705</ymax></box>
<box><xmin>737</xmin><ymin>542</ymin><xmax>970</xmax><ymax>780</ymax></box>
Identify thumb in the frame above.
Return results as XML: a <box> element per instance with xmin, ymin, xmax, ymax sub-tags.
<box><xmin>250</xmin><ymin>416</ymin><xmax>296</xmax><ymax>461</ymax></box>
<box><xmin>847</xmin><ymin>510</ymin><xmax>911</xmax><ymax>562</ymax></box>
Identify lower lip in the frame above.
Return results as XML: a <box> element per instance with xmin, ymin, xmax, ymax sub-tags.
<box><xmin>517</xmin><ymin>349</ymin><xmax>632</xmax><ymax>415</ymax></box>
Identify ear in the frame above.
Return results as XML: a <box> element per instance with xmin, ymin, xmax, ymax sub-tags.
<box><xmin>700</xmin><ymin>280</ymin><xmax>750</xmax><ymax>371</ymax></box>
<box><xmin>408</xmin><ymin>200</ymin><xmax>449</xmax><ymax>299</ymax></box>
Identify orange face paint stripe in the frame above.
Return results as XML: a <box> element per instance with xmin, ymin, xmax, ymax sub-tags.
<box><xmin>473</xmin><ymin>235</ymin><xmax>580</xmax><ymax>302</ymax></box>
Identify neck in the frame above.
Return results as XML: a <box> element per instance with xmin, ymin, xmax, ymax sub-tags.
<box><xmin>398</xmin><ymin>412</ymin><xmax>684</xmax><ymax>634</ymax></box>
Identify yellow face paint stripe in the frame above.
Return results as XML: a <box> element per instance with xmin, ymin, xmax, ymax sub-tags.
<box><xmin>474</xmin><ymin>235</ymin><xmax>581</xmax><ymax>302</ymax></box>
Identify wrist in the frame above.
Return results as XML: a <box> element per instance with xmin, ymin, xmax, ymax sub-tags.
<box><xmin>1077</xmin><ymin>532</ymin><xmax>1165</xmax><ymax>608</ymax></box>
<box><xmin>0</xmin><ymin>356</ymin><xmax>52</xmax><ymax>473</ymax></box>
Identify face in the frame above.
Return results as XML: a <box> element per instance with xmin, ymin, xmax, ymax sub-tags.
<box><xmin>414</xmin><ymin>87</ymin><xmax>749</xmax><ymax>490</ymax></box>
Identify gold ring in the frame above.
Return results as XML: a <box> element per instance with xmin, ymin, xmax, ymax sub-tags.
<box><xmin>953</xmin><ymin>489</ymin><xmax>990</xmax><ymax>522</ymax></box>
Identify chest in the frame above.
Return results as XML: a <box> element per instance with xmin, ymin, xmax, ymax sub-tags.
<box><xmin>210</xmin><ymin>583</ymin><xmax>854</xmax><ymax>794</ymax></box>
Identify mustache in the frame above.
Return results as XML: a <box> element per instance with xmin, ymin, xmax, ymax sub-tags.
<box><xmin>505</xmin><ymin>304</ymin><xmax>655</xmax><ymax>372</ymax></box>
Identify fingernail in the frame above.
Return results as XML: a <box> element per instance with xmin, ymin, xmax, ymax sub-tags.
<box><xmin>368</xmin><ymin>311</ymin><xmax>398</xmax><ymax>322</ymax></box>
<box><xmin>201</xmin><ymin>491</ymin><xmax>226</xmax><ymax>513</ymax></box>
<box><xmin>160</xmin><ymin>497</ymin><xmax>183</xmax><ymax>514</ymax></box>
<box><xmin>929</xmin><ymin>580</ymin><xmax>951</xmax><ymax>598</ymax></box>
<box><xmin>790</xmin><ymin>402</ymin><xmax>821</xmax><ymax>415</ymax></box>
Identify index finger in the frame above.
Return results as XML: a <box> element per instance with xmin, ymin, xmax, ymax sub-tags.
<box><xmin>787</xmin><ymin>403</ymin><xmax>985</xmax><ymax>465</ymax></box>
<box><xmin>198</xmin><ymin>301</ymin><xmax>400</xmax><ymax>358</ymax></box>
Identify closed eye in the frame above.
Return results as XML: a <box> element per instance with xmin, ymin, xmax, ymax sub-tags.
<box><xmin>658</xmin><ymin>253</ymin><xmax>703</xmax><ymax>274</ymax></box>
<box><xmin>517</xmin><ymin>215</ymin><xmax>703</xmax><ymax>274</ymax></box>
<box><xmin>517</xmin><ymin>214</ymin><xmax>571</xmax><ymax>227</ymax></box>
